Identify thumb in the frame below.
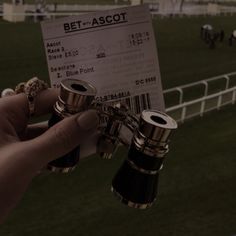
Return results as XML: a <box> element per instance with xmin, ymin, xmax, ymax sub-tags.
<box><xmin>29</xmin><ymin>110</ymin><xmax>99</xmax><ymax>163</ymax></box>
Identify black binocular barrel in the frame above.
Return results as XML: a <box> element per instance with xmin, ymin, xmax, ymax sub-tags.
<box><xmin>47</xmin><ymin>79</ymin><xmax>97</xmax><ymax>173</ymax></box>
<box><xmin>112</xmin><ymin>110</ymin><xmax>177</xmax><ymax>209</ymax></box>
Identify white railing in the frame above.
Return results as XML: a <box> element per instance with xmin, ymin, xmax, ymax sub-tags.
<box><xmin>166</xmin><ymin>86</ymin><xmax>236</xmax><ymax>123</ymax></box>
<box><xmin>164</xmin><ymin>71</ymin><xmax>236</xmax><ymax>107</ymax></box>
<box><xmin>25</xmin><ymin>4</ymin><xmax>128</xmax><ymax>12</ymax></box>
<box><xmin>1</xmin><ymin>6</ymin><xmax>236</xmax><ymax>20</ymax></box>
<box><xmin>0</xmin><ymin>12</ymin><xmax>87</xmax><ymax>22</ymax></box>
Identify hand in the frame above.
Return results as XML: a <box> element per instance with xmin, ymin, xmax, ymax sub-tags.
<box><xmin>0</xmin><ymin>89</ymin><xmax>99</xmax><ymax>223</ymax></box>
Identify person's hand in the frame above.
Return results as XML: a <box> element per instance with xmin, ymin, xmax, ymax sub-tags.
<box><xmin>0</xmin><ymin>89</ymin><xmax>99</xmax><ymax>223</ymax></box>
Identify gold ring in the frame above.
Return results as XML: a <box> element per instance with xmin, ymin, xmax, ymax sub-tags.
<box><xmin>15</xmin><ymin>77</ymin><xmax>48</xmax><ymax>116</ymax></box>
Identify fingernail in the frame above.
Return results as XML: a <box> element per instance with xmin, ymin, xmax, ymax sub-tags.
<box><xmin>76</xmin><ymin>110</ymin><xmax>99</xmax><ymax>131</ymax></box>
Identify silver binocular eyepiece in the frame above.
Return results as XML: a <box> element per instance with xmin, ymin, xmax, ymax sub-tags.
<box><xmin>55</xmin><ymin>79</ymin><xmax>97</xmax><ymax>115</ymax></box>
<box><xmin>47</xmin><ymin>79</ymin><xmax>178</xmax><ymax>208</ymax></box>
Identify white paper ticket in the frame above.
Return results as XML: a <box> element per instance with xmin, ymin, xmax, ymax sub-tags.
<box><xmin>41</xmin><ymin>4</ymin><xmax>165</xmax><ymax>113</ymax></box>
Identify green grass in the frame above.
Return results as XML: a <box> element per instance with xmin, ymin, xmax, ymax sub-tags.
<box><xmin>154</xmin><ymin>15</ymin><xmax>236</xmax><ymax>89</ymax></box>
<box><xmin>1</xmin><ymin>15</ymin><xmax>236</xmax><ymax>91</ymax></box>
<box><xmin>1</xmin><ymin>15</ymin><xmax>236</xmax><ymax>111</ymax></box>
<box><xmin>1</xmin><ymin>15</ymin><xmax>236</xmax><ymax>235</ymax></box>
<box><xmin>0</xmin><ymin>21</ymin><xmax>48</xmax><ymax>88</ymax></box>
<box><xmin>1</xmin><ymin>104</ymin><xmax>236</xmax><ymax>236</ymax></box>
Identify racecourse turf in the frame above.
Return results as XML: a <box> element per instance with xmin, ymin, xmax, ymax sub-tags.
<box><xmin>1</xmin><ymin>104</ymin><xmax>236</xmax><ymax>236</ymax></box>
<box><xmin>1</xmin><ymin>15</ymin><xmax>236</xmax><ymax>89</ymax></box>
<box><xmin>0</xmin><ymin>15</ymin><xmax>236</xmax><ymax>235</ymax></box>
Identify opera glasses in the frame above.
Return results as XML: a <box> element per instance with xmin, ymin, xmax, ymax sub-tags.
<box><xmin>48</xmin><ymin>79</ymin><xmax>177</xmax><ymax>209</ymax></box>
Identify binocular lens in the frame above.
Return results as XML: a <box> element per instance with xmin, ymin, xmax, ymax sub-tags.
<box><xmin>112</xmin><ymin>110</ymin><xmax>177</xmax><ymax>209</ymax></box>
<box><xmin>111</xmin><ymin>147</ymin><xmax>161</xmax><ymax>209</ymax></box>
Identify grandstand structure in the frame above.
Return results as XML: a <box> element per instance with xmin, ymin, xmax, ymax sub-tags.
<box><xmin>1</xmin><ymin>0</ymin><xmax>236</xmax><ymax>21</ymax></box>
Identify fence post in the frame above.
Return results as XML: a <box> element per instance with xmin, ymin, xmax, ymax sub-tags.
<box><xmin>200</xmin><ymin>99</ymin><xmax>206</xmax><ymax>116</ymax></box>
<box><xmin>177</xmin><ymin>87</ymin><xmax>183</xmax><ymax>105</ymax></box>
<box><xmin>181</xmin><ymin>105</ymin><xmax>186</xmax><ymax>123</ymax></box>
<box><xmin>202</xmin><ymin>80</ymin><xmax>208</xmax><ymax>96</ymax></box>
<box><xmin>224</xmin><ymin>75</ymin><xmax>230</xmax><ymax>90</ymax></box>
<box><xmin>232</xmin><ymin>89</ymin><xmax>236</xmax><ymax>105</ymax></box>
<box><xmin>34</xmin><ymin>12</ymin><xmax>37</xmax><ymax>23</ymax></box>
<box><xmin>217</xmin><ymin>93</ymin><xmax>222</xmax><ymax>110</ymax></box>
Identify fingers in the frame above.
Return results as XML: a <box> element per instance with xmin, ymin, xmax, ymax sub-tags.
<box><xmin>20</xmin><ymin>122</ymin><xmax>48</xmax><ymax>141</ymax></box>
<box><xmin>0</xmin><ymin>89</ymin><xmax>58</xmax><ymax>134</ymax></box>
<box><xmin>0</xmin><ymin>88</ymin><xmax>59</xmax><ymax>118</ymax></box>
<box><xmin>26</xmin><ymin>110</ymin><xmax>99</xmax><ymax>163</ymax></box>
<box><xmin>33</xmin><ymin>88</ymin><xmax>59</xmax><ymax>116</ymax></box>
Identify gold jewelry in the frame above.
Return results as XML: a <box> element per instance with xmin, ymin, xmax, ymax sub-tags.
<box><xmin>15</xmin><ymin>77</ymin><xmax>48</xmax><ymax>116</ymax></box>
<box><xmin>15</xmin><ymin>82</ymin><xmax>26</xmax><ymax>94</ymax></box>
<box><xmin>1</xmin><ymin>88</ymin><xmax>16</xmax><ymax>98</ymax></box>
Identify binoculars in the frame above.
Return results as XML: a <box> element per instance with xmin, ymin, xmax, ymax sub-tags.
<box><xmin>47</xmin><ymin>79</ymin><xmax>177</xmax><ymax>209</ymax></box>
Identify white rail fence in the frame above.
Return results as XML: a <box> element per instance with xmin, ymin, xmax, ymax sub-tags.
<box><xmin>165</xmin><ymin>72</ymin><xmax>236</xmax><ymax>123</ymax></box>
<box><xmin>0</xmin><ymin>4</ymin><xmax>128</xmax><ymax>13</ymax></box>
<box><xmin>164</xmin><ymin>71</ymin><xmax>236</xmax><ymax>106</ymax></box>
<box><xmin>1</xmin><ymin>6</ymin><xmax>236</xmax><ymax>21</ymax></box>
<box><xmin>0</xmin><ymin>12</ymin><xmax>87</xmax><ymax>22</ymax></box>
<box><xmin>166</xmin><ymin>86</ymin><xmax>236</xmax><ymax>123</ymax></box>
<box><xmin>1</xmin><ymin>10</ymin><xmax>236</xmax><ymax>18</ymax></box>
